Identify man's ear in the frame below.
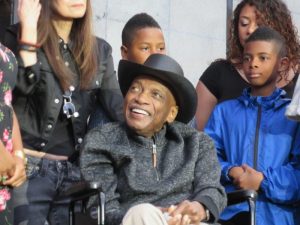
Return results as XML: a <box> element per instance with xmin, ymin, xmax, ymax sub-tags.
<box><xmin>166</xmin><ymin>106</ymin><xmax>178</xmax><ymax>123</ymax></box>
<box><xmin>121</xmin><ymin>45</ymin><xmax>128</xmax><ymax>60</ymax></box>
<box><xmin>278</xmin><ymin>57</ymin><xmax>290</xmax><ymax>72</ymax></box>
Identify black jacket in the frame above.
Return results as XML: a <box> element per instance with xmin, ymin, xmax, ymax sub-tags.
<box><xmin>4</xmin><ymin>25</ymin><xmax>124</xmax><ymax>152</ymax></box>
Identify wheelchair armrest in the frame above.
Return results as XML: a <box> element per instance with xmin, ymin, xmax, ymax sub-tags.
<box><xmin>55</xmin><ymin>181</ymin><xmax>102</xmax><ymax>203</ymax></box>
<box><xmin>227</xmin><ymin>189</ymin><xmax>257</xmax><ymax>206</ymax></box>
<box><xmin>54</xmin><ymin>181</ymin><xmax>105</xmax><ymax>225</ymax></box>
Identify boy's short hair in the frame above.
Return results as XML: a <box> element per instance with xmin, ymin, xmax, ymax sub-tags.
<box><xmin>245</xmin><ymin>27</ymin><xmax>287</xmax><ymax>57</ymax></box>
<box><xmin>122</xmin><ymin>13</ymin><xmax>161</xmax><ymax>47</ymax></box>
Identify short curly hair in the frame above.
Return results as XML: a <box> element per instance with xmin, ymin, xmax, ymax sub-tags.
<box><xmin>228</xmin><ymin>0</ymin><xmax>300</xmax><ymax>75</ymax></box>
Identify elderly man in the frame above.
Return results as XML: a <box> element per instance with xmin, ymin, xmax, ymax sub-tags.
<box><xmin>80</xmin><ymin>54</ymin><xmax>226</xmax><ymax>225</ymax></box>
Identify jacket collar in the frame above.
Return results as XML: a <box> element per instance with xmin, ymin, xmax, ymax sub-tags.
<box><xmin>238</xmin><ymin>88</ymin><xmax>290</xmax><ymax>109</ymax></box>
<box><xmin>126</xmin><ymin>123</ymin><xmax>168</xmax><ymax>148</ymax></box>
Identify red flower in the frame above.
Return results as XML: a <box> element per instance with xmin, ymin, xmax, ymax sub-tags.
<box><xmin>4</xmin><ymin>90</ymin><xmax>12</xmax><ymax>105</ymax></box>
<box><xmin>0</xmin><ymin>71</ymin><xmax>3</xmax><ymax>83</ymax></box>
<box><xmin>5</xmin><ymin>139</ymin><xmax>13</xmax><ymax>153</ymax></box>
<box><xmin>2</xmin><ymin>129</ymin><xmax>9</xmax><ymax>142</ymax></box>
<box><xmin>0</xmin><ymin>188</ymin><xmax>11</xmax><ymax>211</ymax></box>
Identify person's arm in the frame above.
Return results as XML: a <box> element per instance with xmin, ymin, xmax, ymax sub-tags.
<box><xmin>80</xmin><ymin>128</ymin><xmax>125</xmax><ymax>225</ymax></box>
<box><xmin>18</xmin><ymin>0</ymin><xmax>41</xmax><ymax>67</ymax></box>
<box><xmin>257</xmin><ymin>126</ymin><xmax>300</xmax><ymax>204</ymax></box>
<box><xmin>186</xmin><ymin>132</ymin><xmax>227</xmax><ymax>223</ymax></box>
<box><xmin>4</xmin><ymin>111</ymin><xmax>26</xmax><ymax>187</ymax></box>
<box><xmin>206</xmin><ymin>109</ymin><xmax>251</xmax><ymax>187</ymax></box>
<box><xmin>3</xmin><ymin>0</ymin><xmax>42</xmax><ymax>95</ymax></box>
<box><xmin>0</xmin><ymin>141</ymin><xmax>16</xmax><ymax>180</ymax></box>
<box><xmin>195</xmin><ymin>81</ymin><xmax>217</xmax><ymax>131</ymax></box>
<box><xmin>96</xmin><ymin>39</ymin><xmax>124</xmax><ymax>122</ymax></box>
<box><xmin>195</xmin><ymin>60</ymin><xmax>226</xmax><ymax>131</ymax></box>
<box><xmin>204</xmin><ymin>106</ymin><xmax>240</xmax><ymax>184</ymax></box>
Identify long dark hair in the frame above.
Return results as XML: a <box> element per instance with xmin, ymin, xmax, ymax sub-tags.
<box><xmin>228</xmin><ymin>0</ymin><xmax>300</xmax><ymax>75</ymax></box>
<box><xmin>37</xmin><ymin>0</ymin><xmax>98</xmax><ymax>91</ymax></box>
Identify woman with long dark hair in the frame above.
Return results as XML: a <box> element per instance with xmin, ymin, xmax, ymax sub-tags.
<box><xmin>3</xmin><ymin>0</ymin><xmax>123</xmax><ymax>224</ymax></box>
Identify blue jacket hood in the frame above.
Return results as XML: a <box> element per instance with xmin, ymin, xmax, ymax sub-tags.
<box><xmin>238</xmin><ymin>88</ymin><xmax>289</xmax><ymax>110</ymax></box>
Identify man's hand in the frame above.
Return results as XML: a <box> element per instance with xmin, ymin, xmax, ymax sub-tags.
<box><xmin>166</xmin><ymin>214</ymin><xmax>191</xmax><ymax>225</ymax></box>
<box><xmin>160</xmin><ymin>205</ymin><xmax>187</xmax><ymax>225</ymax></box>
<box><xmin>234</xmin><ymin>164</ymin><xmax>264</xmax><ymax>191</ymax></box>
<box><xmin>164</xmin><ymin>200</ymin><xmax>207</xmax><ymax>225</ymax></box>
<box><xmin>3</xmin><ymin>156</ymin><xmax>26</xmax><ymax>187</ymax></box>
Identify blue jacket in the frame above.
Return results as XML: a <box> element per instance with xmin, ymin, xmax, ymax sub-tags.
<box><xmin>205</xmin><ymin>88</ymin><xmax>300</xmax><ymax>225</ymax></box>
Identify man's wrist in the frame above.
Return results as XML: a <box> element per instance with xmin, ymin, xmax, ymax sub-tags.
<box><xmin>202</xmin><ymin>207</ymin><xmax>210</xmax><ymax>222</ymax></box>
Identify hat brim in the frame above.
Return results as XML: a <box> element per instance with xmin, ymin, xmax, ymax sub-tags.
<box><xmin>118</xmin><ymin>60</ymin><xmax>197</xmax><ymax>123</ymax></box>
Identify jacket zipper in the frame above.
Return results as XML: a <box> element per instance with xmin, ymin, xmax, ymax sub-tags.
<box><xmin>253</xmin><ymin>105</ymin><xmax>262</xmax><ymax>170</ymax></box>
<box><xmin>152</xmin><ymin>138</ymin><xmax>160</xmax><ymax>181</ymax></box>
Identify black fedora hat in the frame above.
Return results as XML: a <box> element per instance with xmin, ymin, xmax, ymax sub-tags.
<box><xmin>118</xmin><ymin>54</ymin><xmax>197</xmax><ymax>123</ymax></box>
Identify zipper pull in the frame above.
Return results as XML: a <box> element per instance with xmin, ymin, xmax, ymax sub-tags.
<box><xmin>152</xmin><ymin>144</ymin><xmax>157</xmax><ymax>168</ymax></box>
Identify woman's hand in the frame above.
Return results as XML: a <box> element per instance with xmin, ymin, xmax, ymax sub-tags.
<box><xmin>18</xmin><ymin>0</ymin><xmax>41</xmax><ymax>31</ymax></box>
<box><xmin>0</xmin><ymin>142</ymin><xmax>16</xmax><ymax>182</ymax></box>
<box><xmin>18</xmin><ymin>0</ymin><xmax>42</xmax><ymax>68</ymax></box>
<box><xmin>3</xmin><ymin>156</ymin><xmax>26</xmax><ymax>187</ymax></box>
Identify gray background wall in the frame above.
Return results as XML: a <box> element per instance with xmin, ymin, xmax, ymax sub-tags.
<box><xmin>91</xmin><ymin>0</ymin><xmax>300</xmax><ymax>86</ymax></box>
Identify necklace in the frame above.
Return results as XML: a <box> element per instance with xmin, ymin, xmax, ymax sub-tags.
<box><xmin>62</xmin><ymin>85</ymin><xmax>79</xmax><ymax>118</ymax></box>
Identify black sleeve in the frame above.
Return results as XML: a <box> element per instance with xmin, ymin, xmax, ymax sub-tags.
<box><xmin>3</xmin><ymin>24</ymin><xmax>42</xmax><ymax>95</ymax></box>
<box><xmin>3</xmin><ymin>24</ymin><xmax>19</xmax><ymax>55</ymax></box>
<box><xmin>96</xmin><ymin>38</ymin><xmax>124</xmax><ymax>122</ymax></box>
<box><xmin>13</xmin><ymin>55</ymin><xmax>42</xmax><ymax>95</ymax></box>
<box><xmin>199</xmin><ymin>60</ymin><xmax>229</xmax><ymax>100</ymax></box>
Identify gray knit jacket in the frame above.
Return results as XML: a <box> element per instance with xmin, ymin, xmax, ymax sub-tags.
<box><xmin>80</xmin><ymin>121</ymin><xmax>226</xmax><ymax>225</ymax></box>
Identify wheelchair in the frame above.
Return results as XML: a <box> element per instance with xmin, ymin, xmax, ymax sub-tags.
<box><xmin>55</xmin><ymin>181</ymin><xmax>257</xmax><ymax>225</ymax></box>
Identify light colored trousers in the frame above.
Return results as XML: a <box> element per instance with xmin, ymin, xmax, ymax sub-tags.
<box><xmin>121</xmin><ymin>203</ymin><xmax>208</xmax><ymax>225</ymax></box>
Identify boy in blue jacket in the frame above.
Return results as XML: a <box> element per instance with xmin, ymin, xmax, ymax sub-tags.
<box><xmin>205</xmin><ymin>26</ymin><xmax>300</xmax><ymax>225</ymax></box>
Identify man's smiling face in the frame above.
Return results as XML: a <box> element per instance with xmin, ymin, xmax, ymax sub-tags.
<box><xmin>124</xmin><ymin>75</ymin><xmax>178</xmax><ymax>137</ymax></box>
